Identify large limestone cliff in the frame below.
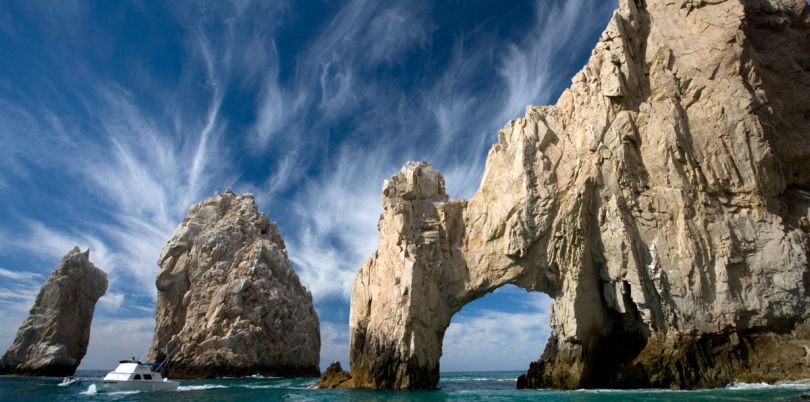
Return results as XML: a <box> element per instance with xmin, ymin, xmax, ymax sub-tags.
<box><xmin>342</xmin><ymin>0</ymin><xmax>810</xmax><ymax>390</ymax></box>
<box><xmin>0</xmin><ymin>247</ymin><xmax>108</xmax><ymax>376</ymax></box>
<box><xmin>148</xmin><ymin>190</ymin><xmax>320</xmax><ymax>378</ymax></box>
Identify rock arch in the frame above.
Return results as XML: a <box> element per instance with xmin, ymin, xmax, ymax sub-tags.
<box><xmin>347</xmin><ymin>162</ymin><xmax>649</xmax><ymax>389</ymax></box>
<box><xmin>343</xmin><ymin>0</ymin><xmax>810</xmax><ymax>390</ymax></box>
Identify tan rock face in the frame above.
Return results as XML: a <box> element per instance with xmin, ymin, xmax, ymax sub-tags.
<box><xmin>0</xmin><ymin>247</ymin><xmax>108</xmax><ymax>376</ymax></box>
<box><xmin>346</xmin><ymin>0</ymin><xmax>810</xmax><ymax>390</ymax></box>
<box><xmin>317</xmin><ymin>361</ymin><xmax>352</xmax><ymax>388</ymax></box>
<box><xmin>148</xmin><ymin>190</ymin><xmax>320</xmax><ymax>378</ymax></box>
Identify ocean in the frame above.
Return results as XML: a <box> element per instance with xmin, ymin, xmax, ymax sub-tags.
<box><xmin>2</xmin><ymin>370</ymin><xmax>810</xmax><ymax>401</ymax></box>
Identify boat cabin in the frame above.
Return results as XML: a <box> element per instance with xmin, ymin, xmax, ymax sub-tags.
<box><xmin>102</xmin><ymin>361</ymin><xmax>165</xmax><ymax>382</ymax></box>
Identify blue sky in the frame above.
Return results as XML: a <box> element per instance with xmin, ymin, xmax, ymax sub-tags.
<box><xmin>0</xmin><ymin>0</ymin><xmax>615</xmax><ymax>371</ymax></box>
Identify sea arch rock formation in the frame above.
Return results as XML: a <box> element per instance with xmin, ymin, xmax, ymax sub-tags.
<box><xmin>344</xmin><ymin>0</ymin><xmax>810</xmax><ymax>390</ymax></box>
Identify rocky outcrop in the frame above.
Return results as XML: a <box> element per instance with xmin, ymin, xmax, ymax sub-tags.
<box><xmin>317</xmin><ymin>361</ymin><xmax>352</xmax><ymax>388</ymax></box>
<box><xmin>148</xmin><ymin>190</ymin><xmax>320</xmax><ymax>378</ymax></box>
<box><xmin>0</xmin><ymin>247</ymin><xmax>108</xmax><ymax>376</ymax></box>
<box><xmin>345</xmin><ymin>0</ymin><xmax>810</xmax><ymax>390</ymax></box>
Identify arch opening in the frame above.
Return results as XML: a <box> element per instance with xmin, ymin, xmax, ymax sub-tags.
<box><xmin>439</xmin><ymin>284</ymin><xmax>553</xmax><ymax>378</ymax></box>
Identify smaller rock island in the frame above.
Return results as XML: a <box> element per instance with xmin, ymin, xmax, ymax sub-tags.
<box><xmin>148</xmin><ymin>190</ymin><xmax>321</xmax><ymax>378</ymax></box>
<box><xmin>0</xmin><ymin>247</ymin><xmax>108</xmax><ymax>376</ymax></box>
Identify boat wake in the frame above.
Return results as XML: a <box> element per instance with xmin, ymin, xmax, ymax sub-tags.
<box><xmin>176</xmin><ymin>384</ymin><xmax>229</xmax><ymax>391</ymax></box>
<box><xmin>79</xmin><ymin>384</ymin><xmax>142</xmax><ymax>396</ymax></box>
<box><xmin>80</xmin><ymin>384</ymin><xmax>97</xmax><ymax>395</ymax></box>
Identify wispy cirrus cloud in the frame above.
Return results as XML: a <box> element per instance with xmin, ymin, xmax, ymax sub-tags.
<box><xmin>0</xmin><ymin>0</ymin><xmax>294</xmax><ymax>368</ymax></box>
<box><xmin>0</xmin><ymin>0</ymin><xmax>244</xmax><ymax>324</ymax></box>
<box><xmin>280</xmin><ymin>0</ymin><xmax>615</xmax><ymax>300</ymax></box>
<box><xmin>0</xmin><ymin>0</ymin><xmax>616</xmax><ymax>372</ymax></box>
<box><xmin>0</xmin><ymin>266</ymin><xmax>43</xmax><ymax>349</ymax></box>
<box><xmin>270</xmin><ymin>0</ymin><xmax>614</xmax><ymax>371</ymax></box>
<box><xmin>0</xmin><ymin>267</ymin><xmax>41</xmax><ymax>282</ymax></box>
<box><xmin>498</xmin><ymin>0</ymin><xmax>615</xmax><ymax>123</ymax></box>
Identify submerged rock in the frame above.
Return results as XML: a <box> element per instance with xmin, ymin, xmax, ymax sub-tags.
<box><xmin>345</xmin><ymin>0</ymin><xmax>810</xmax><ymax>390</ymax></box>
<box><xmin>148</xmin><ymin>190</ymin><xmax>320</xmax><ymax>378</ymax></box>
<box><xmin>0</xmin><ymin>247</ymin><xmax>108</xmax><ymax>376</ymax></box>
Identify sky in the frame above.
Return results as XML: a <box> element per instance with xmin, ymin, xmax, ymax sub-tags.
<box><xmin>0</xmin><ymin>0</ymin><xmax>616</xmax><ymax>372</ymax></box>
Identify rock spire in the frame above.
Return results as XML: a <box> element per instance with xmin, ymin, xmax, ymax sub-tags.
<box><xmin>0</xmin><ymin>247</ymin><xmax>108</xmax><ymax>376</ymax></box>
<box><xmin>148</xmin><ymin>190</ymin><xmax>320</xmax><ymax>378</ymax></box>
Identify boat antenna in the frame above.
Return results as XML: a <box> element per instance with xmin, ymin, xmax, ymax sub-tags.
<box><xmin>155</xmin><ymin>342</ymin><xmax>182</xmax><ymax>372</ymax></box>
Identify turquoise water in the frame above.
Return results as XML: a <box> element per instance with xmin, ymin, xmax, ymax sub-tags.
<box><xmin>2</xmin><ymin>371</ymin><xmax>810</xmax><ymax>401</ymax></box>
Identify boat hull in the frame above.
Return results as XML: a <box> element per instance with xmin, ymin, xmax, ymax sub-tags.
<box><xmin>94</xmin><ymin>380</ymin><xmax>179</xmax><ymax>392</ymax></box>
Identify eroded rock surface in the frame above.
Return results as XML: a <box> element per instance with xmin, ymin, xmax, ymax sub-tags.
<box><xmin>0</xmin><ymin>247</ymin><xmax>108</xmax><ymax>376</ymax></box>
<box><xmin>148</xmin><ymin>190</ymin><xmax>320</xmax><ymax>378</ymax></box>
<box><xmin>317</xmin><ymin>361</ymin><xmax>352</xmax><ymax>388</ymax></box>
<box><xmin>346</xmin><ymin>0</ymin><xmax>810</xmax><ymax>390</ymax></box>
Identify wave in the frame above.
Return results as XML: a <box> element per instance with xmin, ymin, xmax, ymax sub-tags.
<box><xmin>176</xmin><ymin>384</ymin><xmax>229</xmax><ymax>391</ymax></box>
<box><xmin>441</xmin><ymin>376</ymin><xmax>517</xmax><ymax>382</ymax></box>
<box><xmin>727</xmin><ymin>379</ymin><xmax>810</xmax><ymax>390</ymax></box>
<box><xmin>238</xmin><ymin>379</ymin><xmax>316</xmax><ymax>390</ymax></box>
<box><xmin>79</xmin><ymin>384</ymin><xmax>97</xmax><ymax>395</ymax></box>
<box><xmin>240</xmin><ymin>384</ymin><xmax>286</xmax><ymax>389</ymax></box>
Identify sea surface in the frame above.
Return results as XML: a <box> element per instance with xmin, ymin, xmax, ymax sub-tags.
<box><xmin>2</xmin><ymin>370</ymin><xmax>810</xmax><ymax>401</ymax></box>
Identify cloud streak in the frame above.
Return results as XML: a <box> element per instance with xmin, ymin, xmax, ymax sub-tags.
<box><xmin>0</xmin><ymin>0</ymin><xmax>616</xmax><ymax>371</ymax></box>
<box><xmin>281</xmin><ymin>0</ymin><xmax>616</xmax><ymax>300</ymax></box>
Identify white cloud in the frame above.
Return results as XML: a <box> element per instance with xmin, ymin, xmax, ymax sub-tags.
<box><xmin>286</xmin><ymin>148</ymin><xmax>390</xmax><ymax>298</ymax></box>
<box><xmin>277</xmin><ymin>0</ymin><xmax>616</xmax><ymax>300</ymax></box>
<box><xmin>498</xmin><ymin>0</ymin><xmax>616</xmax><ymax>122</ymax></box>
<box><xmin>319</xmin><ymin>321</ymin><xmax>350</xmax><ymax>370</ymax></box>
<box><xmin>251</xmin><ymin>0</ymin><xmax>433</xmax><ymax>149</ymax></box>
<box><xmin>0</xmin><ymin>267</ymin><xmax>41</xmax><ymax>282</ymax></box>
<box><xmin>79</xmin><ymin>317</ymin><xmax>155</xmax><ymax>370</ymax></box>
<box><xmin>98</xmin><ymin>292</ymin><xmax>125</xmax><ymax>312</ymax></box>
<box><xmin>441</xmin><ymin>291</ymin><xmax>552</xmax><ymax>372</ymax></box>
<box><xmin>0</xmin><ymin>0</ymin><xmax>616</xmax><ymax>375</ymax></box>
<box><xmin>251</xmin><ymin>41</ymin><xmax>289</xmax><ymax>147</ymax></box>
<box><xmin>0</xmin><ymin>311</ymin><xmax>26</xmax><ymax>355</ymax></box>
<box><xmin>0</xmin><ymin>278</ymin><xmax>41</xmax><ymax>352</ymax></box>
<box><xmin>0</xmin><ymin>221</ymin><xmax>120</xmax><ymax>288</ymax></box>
<box><xmin>0</xmin><ymin>285</ymin><xmax>39</xmax><ymax>307</ymax></box>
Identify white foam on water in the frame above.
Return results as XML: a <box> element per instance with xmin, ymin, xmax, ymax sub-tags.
<box><xmin>248</xmin><ymin>374</ymin><xmax>280</xmax><ymax>379</ymax></box>
<box><xmin>239</xmin><ymin>380</ymin><xmax>295</xmax><ymax>389</ymax></box>
<box><xmin>176</xmin><ymin>384</ymin><xmax>229</xmax><ymax>391</ymax></box>
<box><xmin>727</xmin><ymin>379</ymin><xmax>810</xmax><ymax>390</ymax></box>
<box><xmin>241</xmin><ymin>384</ymin><xmax>279</xmax><ymax>389</ymax></box>
<box><xmin>107</xmin><ymin>391</ymin><xmax>141</xmax><ymax>396</ymax></box>
<box><xmin>79</xmin><ymin>383</ymin><xmax>97</xmax><ymax>395</ymax></box>
<box><xmin>442</xmin><ymin>376</ymin><xmax>517</xmax><ymax>382</ymax></box>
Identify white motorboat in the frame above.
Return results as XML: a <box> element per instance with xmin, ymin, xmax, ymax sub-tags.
<box><xmin>94</xmin><ymin>360</ymin><xmax>179</xmax><ymax>392</ymax></box>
